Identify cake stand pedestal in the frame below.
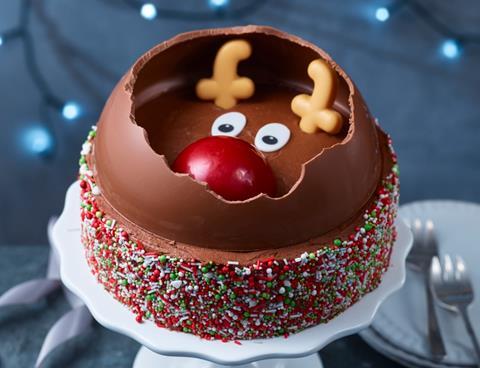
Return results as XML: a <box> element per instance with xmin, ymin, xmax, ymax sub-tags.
<box><xmin>51</xmin><ymin>183</ymin><xmax>412</xmax><ymax>368</ymax></box>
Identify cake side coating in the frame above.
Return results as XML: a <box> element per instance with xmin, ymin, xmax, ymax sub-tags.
<box><xmin>79</xmin><ymin>126</ymin><xmax>399</xmax><ymax>340</ymax></box>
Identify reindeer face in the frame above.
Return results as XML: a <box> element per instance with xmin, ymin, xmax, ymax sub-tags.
<box><xmin>135</xmin><ymin>39</ymin><xmax>348</xmax><ymax>200</ymax></box>
<box><xmin>96</xmin><ymin>27</ymin><xmax>384</xmax><ymax>249</ymax></box>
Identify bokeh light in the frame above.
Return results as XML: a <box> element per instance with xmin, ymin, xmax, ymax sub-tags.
<box><xmin>375</xmin><ymin>7</ymin><xmax>390</xmax><ymax>22</ymax></box>
<box><xmin>22</xmin><ymin>126</ymin><xmax>54</xmax><ymax>156</ymax></box>
<box><xmin>441</xmin><ymin>39</ymin><xmax>461</xmax><ymax>59</ymax></box>
<box><xmin>140</xmin><ymin>3</ymin><xmax>157</xmax><ymax>20</ymax></box>
<box><xmin>62</xmin><ymin>101</ymin><xmax>81</xmax><ymax>120</ymax></box>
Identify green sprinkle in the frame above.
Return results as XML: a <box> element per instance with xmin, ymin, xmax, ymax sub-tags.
<box><xmin>79</xmin><ymin>157</ymin><xmax>86</xmax><ymax>165</ymax></box>
<box><xmin>365</xmin><ymin>223</ymin><xmax>373</xmax><ymax>231</ymax></box>
<box><xmin>170</xmin><ymin>273</ymin><xmax>177</xmax><ymax>280</ymax></box>
<box><xmin>95</xmin><ymin>211</ymin><xmax>103</xmax><ymax>218</ymax></box>
<box><xmin>261</xmin><ymin>292</ymin><xmax>270</xmax><ymax>300</ymax></box>
<box><xmin>392</xmin><ymin>164</ymin><xmax>399</xmax><ymax>175</ymax></box>
<box><xmin>334</xmin><ymin>239</ymin><xmax>342</xmax><ymax>246</ymax></box>
<box><xmin>201</xmin><ymin>266</ymin><xmax>209</xmax><ymax>273</ymax></box>
<box><xmin>279</xmin><ymin>274</ymin><xmax>286</xmax><ymax>280</ymax></box>
<box><xmin>159</xmin><ymin>255</ymin><xmax>167</xmax><ymax>263</ymax></box>
<box><xmin>217</xmin><ymin>274</ymin><xmax>225</xmax><ymax>281</ymax></box>
<box><xmin>309</xmin><ymin>252</ymin><xmax>316</xmax><ymax>260</ymax></box>
<box><xmin>284</xmin><ymin>298</ymin><xmax>291</xmax><ymax>305</ymax></box>
<box><xmin>229</xmin><ymin>293</ymin><xmax>236</xmax><ymax>300</ymax></box>
<box><xmin>243</xmin><ymin>311</ymin><xmax>250</xmax><ymax>318</ymax></box>
<box><xmin>146</xmin><ymin>294</ymin><xmax>155</xmax><ymax>301</ymax></box>
<box><xmin>215</xmin><ymin>294</ymin><xmax>221</xmax><ymax>300</ymax></box>
<box><xmin>266</xmin><ymin>282</ymin><xmax>273</xmax><ymax>288</ymax></box>
<box><xmin>106</xmin><ymin>220</ymin><xmax>112</xmax><ymax>226</ymax></box>
<box><xmin>119</xmin><ymin>279</ymin><xmax>128</xmax><ymax>286</ymax></box>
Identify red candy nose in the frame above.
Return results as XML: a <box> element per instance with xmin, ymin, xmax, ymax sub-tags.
<box><xmin>172</xmin><ymin>136</ymin><xmax>277</xmax><ymax>201</ymax></box>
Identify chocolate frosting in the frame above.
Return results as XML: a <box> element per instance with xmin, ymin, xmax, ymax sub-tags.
<box><xmin>93</xmin><ymin>26</ymin><xmax>382</xmax><ymax>252</ymax></box>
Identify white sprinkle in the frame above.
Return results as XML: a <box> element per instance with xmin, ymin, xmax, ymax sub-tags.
<box><xmin>81</xmin><ymin>142</ymin><xmax>92</xmax><ymax>155</ymax></box>
<box><xmin>278</xmin><ymin>287</ymin><xmax>286</xmax><ymax>294</ymax></box>
<box><xmin>92</xmin><ymin>186</ymin><xmax>101</xmax><ymax>196</ymax></box>
<box><xmin>171</xmin><ymin>280</ymin><xmax>182</xmax><ymax>289</ymax></box>
<box><xmin>228</xmin><ymin>261</ymin><xmax>239</xmax><ymax>265</ymax></box>
<box><xmin>283</xmin><ymin>280</ymin><xmax>291</xmax><ymax>287</ymax></box>
<box><xmin>266</xmin><ymin>268</ymin><xmax>272</xmax><ymax>274</ymax></box>
<box><xmin>79</xmin><ymin>164</ymin><xmax>88</xmax><ymax>175</ymax></box>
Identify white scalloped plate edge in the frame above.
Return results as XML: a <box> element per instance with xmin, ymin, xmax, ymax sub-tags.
<box><xmin>52</xmin><ymin>182</ymin><xmax>412</xmax><ymax>365</ymax></box>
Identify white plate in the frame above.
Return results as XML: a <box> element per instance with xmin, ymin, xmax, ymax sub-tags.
<box><xmin>361</xmin><ymin>200</ymin><xmax>480</xmax><ymax>367</ymax></box>
<box><xmin>52</xmin><ymin>182</ymin><xmax>412</xmax><ymax>366</ymax></box>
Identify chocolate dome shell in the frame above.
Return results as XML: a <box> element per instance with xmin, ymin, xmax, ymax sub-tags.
<box><xmin>93</xmin><ymin>26</ymin><xmax>382</xmax><ymax>251</ymax></box>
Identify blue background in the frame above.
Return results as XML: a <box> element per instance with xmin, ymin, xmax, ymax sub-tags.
<box><xmin>0</xmin><ymin>0</ymin><xmax>479</xmax><ymax>246</ymax></box>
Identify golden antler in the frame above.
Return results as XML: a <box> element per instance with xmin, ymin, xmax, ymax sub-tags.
<box><xmin>291</xmin><ymin>59</ymin><xmax>343</xmax><ymax>135</ymax></box>
<box><xmin>196</xmin><ymin>39</ymin><xmax>255</xmax><ymax>109</ymax></box>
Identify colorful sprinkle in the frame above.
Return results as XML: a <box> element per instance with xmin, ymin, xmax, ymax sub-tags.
<box><xmin>78</xmin><ymin>126</ymin><xmax>399</xmax><ymax>341</ymax></box>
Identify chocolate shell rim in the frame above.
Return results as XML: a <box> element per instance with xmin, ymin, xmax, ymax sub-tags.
<box><xmin>124</xmin><ymin>25</ymin><xmax>357</xmax><ymax>204</ymax></box>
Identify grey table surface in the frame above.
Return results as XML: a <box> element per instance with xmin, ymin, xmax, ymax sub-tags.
<box><xmin>1</xmin><ymin>0</ymin><xmax>479</xmax><ymax>366</ymax></box>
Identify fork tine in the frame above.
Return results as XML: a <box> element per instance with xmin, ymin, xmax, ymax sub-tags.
<box><xmin>455</xmin><ymin>256</ymin><xmax>472</xmax><ymax>288</ymax></box>
<box><xmin>425</xmin><ymin>220</ymin><xmax>435</xmax><ymax>245</ymax></box>
<box><xmin>443</xmin><ymin>254</ymin><xmax>454</xmax><ymax>282</ymax></box>
<box><xmin>413</xmin><ymin>218</ymin><xmax>423</xmax><ymax>247</ymax></box>
<box><xmin>430</xmin><ymin>256</ymin><xmax>442</xmax><ymax>284</ymax></box>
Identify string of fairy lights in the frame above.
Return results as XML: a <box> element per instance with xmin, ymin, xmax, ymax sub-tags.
<box><xmin>0</xmin><ymin>0</ymin><xmax>478</xmax><ymax>158</ymax></box>
<box><xmin>374</xmin><ymin>0</ymin><xmax>480</xmax><ymax>58</ymax></box>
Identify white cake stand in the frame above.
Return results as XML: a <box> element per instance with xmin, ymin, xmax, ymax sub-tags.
<box><xmin>52</xmin><ymin>183</ymin><xmax>412</xmax><ymax>368</ymax></box>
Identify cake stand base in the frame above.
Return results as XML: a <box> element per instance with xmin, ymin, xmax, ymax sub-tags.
<box><xmin>54</xmin><ymin>183</ymin><xmax>412</xmax><ymax>367</ymax></box>
<box><xmin>133</xmin><ymin>347</ymin><xmax>323</xmax><ymax>368</ymax></box>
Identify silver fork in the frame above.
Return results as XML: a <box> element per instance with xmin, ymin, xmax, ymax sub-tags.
<box><xmin>406</xmin><ymin>219</ymin><xmax>446</xmax><ymax>360</ymax></box>
<box><xmin>430</xmin><ymin>255</ymin><xmax>480</xmax><ymax>366</ymax></box>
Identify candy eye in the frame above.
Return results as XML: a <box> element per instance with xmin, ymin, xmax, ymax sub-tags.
<box><xmin>211</xmin><ymin>112</ymin><xmax>246</xmax><ymax>137</ymax></box>
<box><xmin>254</xmin><ymin>123</ymin><xmax>291</xmax><ymax>152</ymax></box>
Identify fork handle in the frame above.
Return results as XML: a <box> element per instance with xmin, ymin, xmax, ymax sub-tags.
<box><xmin>459</xmin><ymin>306</ymin><xmax>480</xmax><ymax>366</ymax></box>
<box><xmin>425</xmin><ymin>274</ymin><xmax>447</xmax><ymax>360</ymax></box>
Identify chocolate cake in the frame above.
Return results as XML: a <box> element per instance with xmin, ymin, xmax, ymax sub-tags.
<box><xmin>78</xmin><ymin>26</ymin><xmax>399</xmax><ymax>340</ymax></box>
